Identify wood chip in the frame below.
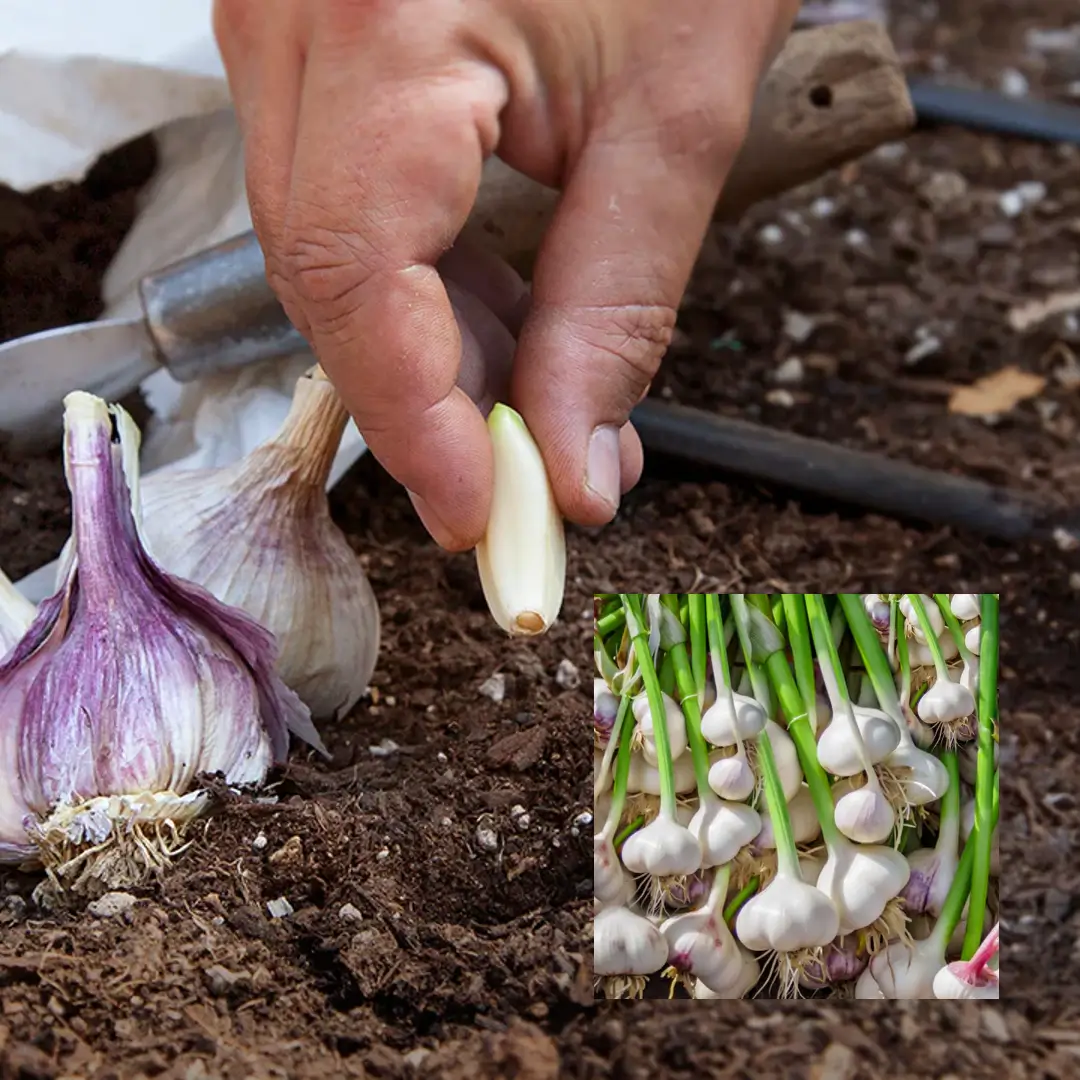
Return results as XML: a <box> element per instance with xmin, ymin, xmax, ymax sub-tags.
<box><xmin>948</xmin><ymin>366</ymin><xmax>1046</xmax><ymax>417</ymax></box>
<box><xmin>1007</xmin><ymin>289</ymin><xmax>1080</xmax><ymax>332</ymax></box>
<box><xmin>486</xmin><ymin>727</ymin><xmax>548</xmax><ymax>771</ymax></box>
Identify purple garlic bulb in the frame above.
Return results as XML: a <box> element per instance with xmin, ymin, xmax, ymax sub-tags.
<box><xmin>594</xmin><ymin>679</ymin><xmax>619</xmax><ymax>743</ymax></box>
<box><xmin>0</xmin><ymin>393</ymin><xmax>323</xmax><ymax>885</ymax></box>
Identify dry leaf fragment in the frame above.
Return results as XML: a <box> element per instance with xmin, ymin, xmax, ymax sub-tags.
<box><xmin>1007</xmin><ymin>289</ymin><xmax>1080</xmax><ymax>333</ymax></box>
<box><xmin>948</xmin><ymin>366</ymin><xmax>1047</xmax><ymax>417</ymax></box>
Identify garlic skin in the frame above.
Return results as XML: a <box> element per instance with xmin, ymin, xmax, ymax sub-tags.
<box><xmin>909</xmin><ymin>633</ymin><xmax>959</xmax><ymax>667</ymax></box>
<box><xmin>735</xmin><ymin>871</ymin><xmax>840</xmax><ymax>953</ymax></box>
<box><xmin>0</xmin><ymin>567</ymin><xmax>35</xmax><ymax>659</ymax></box>
<box><xmin>964</xmin><ymin>622</ymin><xmax>981</xmax><ymax>656</ymax></box>
<box><xmin>475</xmin><ymin>404</ymin><xmax>566</xmax><ymax>636</ymax></box>
<box><xmin>885</xmin><ymin>737</ymin><xmax>949</xmax><ymax>806</ymax></box>
<box><xmin>816</xmin><ymin>836</ymin><xmax>910</xmax><ymax>934</ymax></box>
<box><xmin>834</xmin><ymin>786</ymin><xmax>895</xmax><ymax>844</ymax></box>
<box><xmin>0</xmin><ymin>393</ymin><xmax>323</xmax><ymax>883</ymax></box>
<box><xmin>901</xmin><ymin>595</ymin><xmax>943</xmax><ymax>643</ymax></box>
<box><xmin>917</xmin><ymin>677</ymin><xmax>975</xmax><ymax>724</ymax></box>
<box><xmin>594</xmin><ymin>834</ymin><xmax>630</xmax><ymax>906</ymax></box>
<box><xmin>620</xmin><ymin>812</ymin><xmax>702</xmax><ymax>877</ymax></box>
<box><xmin>633</xmin><ymin>691</ymin><xmax>688</xmax><ymax>765</ymax></box>
<box><xmin>139</xmin><ymin>369</ymin><xmax>380</xmax><ymax>719</ymax></box>
<box><xmin>594</xmin><ymin>906</ymin><xmax>669</xmax><ymax>978</ymax></box>
<box><xmin>688</xmin><ymin>795</ymin><xmax>761</xmax><ymax>867</ymax></box>
<box><xmin>816</xmin><ymin>705</ymin><xmax>899</xmax><ymax>776</ymax></box>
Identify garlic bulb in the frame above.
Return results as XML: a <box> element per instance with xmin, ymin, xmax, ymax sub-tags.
<box><xmin>620</xmin><ymin>810</ymin><xmax>702</xmax><ymax>876</ymax></box>
<box><xmin>661</xmin><ymin>907</ymin><xmax>744</xmax><ymax>994</ymax></box>
<box><xmin>933</xmin><ymin>963</ymin><xmax>999</xmax><ymax>1000</ymax></box>
<box><xmin>964</xmin><ymin>622</ymin><xmax>981</xmax><ymax>656</ymax></box>
<box><xmin>0</xmin><ymin>566</ymin><xmax>35</xmax><ymax>659</ymax></box>
<box><xmin>950</xmin><ymin>594</ymin><xmax>980</xmax><ymax>622</ymax></box>
<box><xmin>900</xmin><ymin>594</ymin><xmax>943</xmax><ymax>643</ymax></box>
<box><xmin>139</xmin><ymin>368</ymin><xmax>380</xmax><ymax>718</ymax></box>
<box><xmin>633</xmin><ymin>690</ymin><xmax>688</xmax><ymax>765</ymax></box>
<box><xmin>594</xmin><ymin>906</ymin><xmax>669</xmax><ymax>981</ymax></box>
<box><xmin>816</xmin><ymin>835</ymin><xmax>909</xmax><ymax>934</ymax></box>
<box><xmin>833</xmin><ymin>785</ymin><xmax>895</xmax><ymax>844</ymax></box>
<box><xmin>627</xmin><ymin>750</ymin><xmax>698</xmax><ymax>795</ymax></box>
<box><xmin>693</xmin><ymin>946</ymin><xmax>760</xmax><ymax>998</ymax></box>
<box><xmin>475</xmin><ymin>404</ymin><xmax>566</xmax><ymax>636</ymax></box>
<box><xmin>917</xmin><ymin>676</ymin><xmax>975</xmax><ymax>724</ymax></box>
<box><xmin>735</xmin><ymin>869</ymin><xmax>840</xmax><ymax>953</ymax></box>
<box><xmin>707</xmin><ymin>751</ymin><xmax>756</xmax><ymax>802</ymax></box>
<box><xmin>816</xmin><ymin>705</ymin><xmax>899</xmax><ymax>776</ymax></box>
<box><xmin>755</xmin><ymin>784</ymin><xmax>821</xmax><ymax>849</ymax></box>
<box><xmin>0</xmin><ymin>393</ymin><xmax>322</xmax><ymax>887</ymax></box>
<box><xmin>763</xmin><ymin>719</ymin><xmax>804</xmax><ymax>802</ymax></box>
<box><xmin>688</xmin><ymin>793</ymin><xmax>761</xmax><ymax>867</ymax></box>
<box><xmin>700</xmin><ymin>691</ymin><xmax>766</xmax><ymax>746</ymax></box>
<box><xmin>594</xmin><ymin>834</ymin><xmax>630</xmax><ymax>905</ymax></box>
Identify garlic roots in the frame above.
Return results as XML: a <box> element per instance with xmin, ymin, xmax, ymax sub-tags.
<box><xmin>138</xmin><ymin>367</ymin><xmax>380</xmax><ymax>719</ymax></box>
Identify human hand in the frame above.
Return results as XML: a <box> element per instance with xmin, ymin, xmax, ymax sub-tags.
<box><xmin>213</xmin><ymin>0</ymin><xmax>801</xmax><ymax>549</ymax></box>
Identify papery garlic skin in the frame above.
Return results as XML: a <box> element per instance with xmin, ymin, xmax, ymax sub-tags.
<box><xmin>0</xmin><ymin>567</ymin><xmax>35</xmax><ymax>659</ymax></box>
<box><xmin>476</xmin><ymin>404</ymin><xmax>566</xmax><ymax>636</ymax></box>
<box><xmin>0</xmin><ymin>393</ymin><xmax>322</xmax><ymax>884</ymax></box>
<box><xmin>140</xmin><ymin>369</ymin><xmax>380</xmax><ymax>719</ymax></box>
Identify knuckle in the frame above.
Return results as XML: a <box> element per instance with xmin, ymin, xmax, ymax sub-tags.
<box><xmin>573</xmin><ymin>302</ymin><xmax>677</xmax><ymax>386</ymax></box>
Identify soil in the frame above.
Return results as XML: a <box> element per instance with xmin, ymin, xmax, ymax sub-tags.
<box><xmin>1</xmin><ymin>2</ymin><xmax>1079</xmax><ymax>1078</ymax></box>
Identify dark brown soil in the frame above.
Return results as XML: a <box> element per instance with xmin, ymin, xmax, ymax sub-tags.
<box><xmin>1</xmin><ymin>3</ymin><xmax>1078</xmax><ymax>1078</ymax></box>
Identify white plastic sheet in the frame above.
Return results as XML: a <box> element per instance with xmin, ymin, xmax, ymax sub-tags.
<box><xmin>1</xmin><ymin>1</ymin><xmax>368</xmax><ymax>599</ymax></box>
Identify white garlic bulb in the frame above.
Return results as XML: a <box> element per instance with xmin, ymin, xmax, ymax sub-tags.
<box><xmin>475</xmin><ymin>404</ymin><xmax>566</xmax><ymax>636</ymax></box>
<box><xmin>139</xmin><ymin>368</ymin><xmax>380</xmax><ymax>719</ymax></box>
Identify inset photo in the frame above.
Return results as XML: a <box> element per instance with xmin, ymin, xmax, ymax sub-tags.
<box><xmin>593</xmin><ymin>593</ymin><xmax>999</xmax><ymax>1001</ymax></box>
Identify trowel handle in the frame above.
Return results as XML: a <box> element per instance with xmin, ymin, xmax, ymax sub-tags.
<box><xmin>138</xmin><ymin>230</ymin><xmax>310</xmax><ymax>382</ymax></box>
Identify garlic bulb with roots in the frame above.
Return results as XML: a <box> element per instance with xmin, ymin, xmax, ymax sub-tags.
<box><xmin>917</xmin><ymin>675</ymin><xmax>975</xmax><ymax>725</ymax></box>
<box><xmin>816</xmin><ymin>704</ymin><xmax>900</xmax><ymax>776</ymax></box>
<box><xmin>594</xmin><ymin>906</ymin><xmax>669</xmax><ymax>992</ymax></box>
<box><xmin>688</xmin><ymin>793</ymin><xmax>761</xmax><ymax>867</ymax></box>
<box><xmin>660</xmin><ymin>867</ymin><xmax>745</xmax><ymax>994</ymax></box>
<box><xmin>627</xmin><ymin>750</ymin><xmax>697</xmax><ymax>795</ymax></box>
<box><xmin>816</xmin><ymin>835</ymin><xmax>909</xmax><ymax>935</ymax></box>
<box><xmin>475</xmin><ymin>403</ymin><xmax>566</xmax><ymax>636</ymax></box>
<box><xmin>707</xmin><ymin>750</ymin><xmax>756</xmax><ymax>802</ymax></box>
<box><xmin>0</xmin><ymin>393</ymin><xmax>322</xmax><ymax>887</ymax></box>
<box><xmin>735</xmin><ymin>865</ymin><xmax>840</xmax><ymax>953</ymax></box>
<box><xmin>900</xmin><ymin>594</ymin><xmax>943</xmax><ymax>643</ymax></box>
<box><xmin>633</xmin><ymin>690</ymin><xmax>687</xmax><ymax>764</ymax></box>
<box><xmin>138</xmin><ymin>367</ymin><xmax>380</xmax><ymax>719</ymax></box>
<box><xmin>700</xmin><ymin>691</ymin><xmax>766</xmax><ymax>746</ymax></box>
<box><xmin>833</xmin><ymin>785</ymin><xmax>895</xmax><ymax>845</ymax></box>
<box><xmin>0</xmin><ymin>567</ymin><xmax>35</xmax><ymax>659</ymax></box>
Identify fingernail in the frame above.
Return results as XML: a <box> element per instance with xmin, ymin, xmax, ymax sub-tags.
<box><xmin>408</xmin><ymin>490</ymin><xmax>459</xmax><ymax>550</ymax></box>
<box><xmin>585</xmin><ymin>424</ymin><xmax>621</xmax><ymax>511</ymax></box>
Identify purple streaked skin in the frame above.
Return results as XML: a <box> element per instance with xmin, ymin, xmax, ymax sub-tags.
<box><xmin>801</xmin><ymin>937</ymin><xmax>868</xmax><ymax>987</ymax></box>
<box><xmin>0</xmin><ymin>400</ymin><xmax>323</xmax><ymax>857</ymax></box>
<box><xmin>662</xmin><ymin>871</ymin><xmax>710</xmax><ymax>910</ymax></box>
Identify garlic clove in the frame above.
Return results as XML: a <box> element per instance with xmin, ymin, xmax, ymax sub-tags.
<box><xmin>0</xmin><ymin>566</ymin><xmax>36</xmax><ymax>660</ymax></box>
<box><xmin>475</xmin><ymin>404</ymin><xmax>566</xmax><ymax>636</ymax></box>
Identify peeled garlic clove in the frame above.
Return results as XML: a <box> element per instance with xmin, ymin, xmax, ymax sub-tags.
<box><xmin>476</xmin><ymin>404</ymin><xmax>566</xmax><ymax>636</ymax></box>
<box><xmin>0</xmin><ymin>567</ymin><xmax>35</xmax><ymax>660</ymax></box>
<box><xmin>0</xmin><ymin>393</ymin><xmax>322</xmax><ymax>887</ymax></box>
<box><xmin>140</xmin><ymin>368</ymin><xmax>380</xmax><ymax>719</ymax></box>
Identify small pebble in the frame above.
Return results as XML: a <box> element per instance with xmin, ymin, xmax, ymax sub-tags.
<box><xmin>404</xmin><ymin>1049</ymin><xmax>431</xmax><ymax>1070</ymax></box>
<box><xmin>782</xmin><ymin>310</ymin><xmax>816</xmax><ymax>343</ymax></box>
<box><xmin>573</xmin><ymin>811</ymin><xmax>594</xmax><ymax>829</ymax></box>
<box><xmin>478</xmin><ymin>673</ymin><xmax>507</xmax><ymax>703</ymax></box>
<box><xmin>436</xmin><ymin>751</ymin><xmax>448</xmax><ymax>764</ymax></box>
<box><xmin>476</xmin><ymin>824</ymin><xmax>500</xmax><ymax>853</ymax></box>
<box><xmin>267</xmin><ymin>897</ymin><xmax>294</xmax><ymax>919</ymax></box>
<box><xmin>510</xmin><ymin>805</ymin><xmax>531</xmax><ymax>831</ymax></box>
<box><xmin>251</xmin><ymin>832</ymin><xmax>268</xmax><ymax>852</ymax></box>
<box><xmin>338</xmin><ymin>903</ymin><xmax>364</xmax><ymax>924</ymax></box>
<box><xmin>758</xmin><ymin>223</ymin><xmax>784</xmax><ymax>246</ymax></box>
<box><xmin>88</xmin><ymin>892</ymin><xmax>137</xmax><ymax>919</ymax></box>
<box><xmin>554</xmin><ymin>658</ymin><xmax>580</xmax><ymax>690</ymax></box>
<box><xmin>810</xmin><ymin>196</ymin><xmax>836</xmax><ymax>218</ymax></box>
<box><xmin>844</xmin><ymin>228</ymin><xmax>869</xmax><ymax>248</ymax></box>
<box><xmin>375</xmin><ymin>847</ymin><xmax>391</xmax><ymax>860</ymax></box>
<box><xmin>1052</xmin><ymin>526</ymin><xmax>1080</xmax><ymax>553</ymax></box>
<box><xmin>1000</xmin><ymin>67</ymin><xmax>1030</xmax><ymax>98</ymax></box>
<box><xmin>765</xmin><ymin>389</ymin><xmax>796</xmax><ymax>408</ymax></box>
<box><xmin>369</xmin><ymin>738</ymin><xmax>400</xmax><ymax>757</ymax></box>
<box><xmin>874</xmin><ymin>141</ymin><xmax>907</xmax><ymax>161</ymax></box>
<box><xmin>998</xmin><ymin>189</ymin><xmax>1024</xmax><ymax>218</ymax></box>
<box><xmin>904</xmin><ymin>333</ymin><xmax>943</xmax><ymax>366</ymax></box>
<box><xmin>1016</xmin><ymin>180</ymin><xmax>1047</xmax><ymax>206</ymax></box>
<box><xmin>772</xmin><ymin>356</ymin><xmax>805</xmax><ymax>385</ymax></box>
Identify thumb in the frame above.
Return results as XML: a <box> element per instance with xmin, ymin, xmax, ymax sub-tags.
<box><xmin>510</xmin><ymin>94</ymin><xmax>752</xmax><ymax>526</ymax></box>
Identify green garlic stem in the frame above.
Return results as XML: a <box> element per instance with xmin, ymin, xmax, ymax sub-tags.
<box><xmin>705</xmin><ymin>863</ymin><xmax>732</xmax><ymax>918</ymax></box>
<box><xmin>597</xmin><ymin>691</ymin><xmax>634</xmax><ymax>818</ymax></box>
<box><xmin>783</xmin><ymin>593</ymin><xmax>819</xmax><ymax>735</ymax></box>
<box><xmin>660</xmin><ymin>594</ymin><xmax>711</xmax><ymax>800</ymax></box>
<box><xmin>934</xmin><ymin>593</ymin><xmax>975</xmax><ymax>666</ymax></box>
<box><xmin>723</xmin><ymin>876</ymin><xmax>760</xmax><ymax>925</ymax></box>
<box><xmin>837</xmin><ymin>594</ymin><xmax>910</xmax><ymax>734</ymax></box>
<box><xmin>963</xmin><ymin>594</ymin><xmax>999</xmax><ymax>959</ymax></box>
<box><xmin>688</xmin><ymin>593</ymin><xmax>707</xmax><ymax>707</ymax></box>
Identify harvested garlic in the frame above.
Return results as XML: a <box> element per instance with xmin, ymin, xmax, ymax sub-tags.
<box><xmin>0</xmin><ymin>566</ymin><xmax>35</xmax><ymax>658</ymax></box>
<box><xmin>476</xmin><ymin>404</ymin><xmax>566</xmax><ymax>636</ymax></box>
<box><xmin>138</xmin><ymin>367</ymin><xmax>379</xmax><ymax>719</ymax></box>
<box><xmin>0</xmin><ymin>393</ymin><xmax>324</xmax><ymax>889</ymax></box>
